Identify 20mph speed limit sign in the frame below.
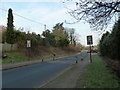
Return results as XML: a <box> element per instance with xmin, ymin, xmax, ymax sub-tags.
<box><xmin>87</xmin><ymin>35</ymin><xmax>93</xmax><ymax>45</ymax></box>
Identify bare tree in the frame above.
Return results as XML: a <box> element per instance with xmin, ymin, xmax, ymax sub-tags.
<box><xmin>65</xmin><ymin>27</ymin><xmax>80</xmax><ymax>46</ymax></box>
<box><xmin>64</xmin><ymin>0</ymin><xmax>120</xmax><ymax>31</ymax></box>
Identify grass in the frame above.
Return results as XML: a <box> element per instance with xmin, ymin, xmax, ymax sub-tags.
<box><xmin>2</xmin><ymin>51</ymin><xmax>80</xmax><ymax>65</ymax></box>
<box><xmin>78</xmin><ymin>55</ymin><xmax>119</xmax><ymax>88</ymax></box>
<box><xmin>2</xmin><ymin>51</ymin><xmax>31</xmax><ymax>64</ymax></box>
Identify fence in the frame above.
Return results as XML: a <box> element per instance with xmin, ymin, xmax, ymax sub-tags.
<box><xmin>2</xmin><ymin>43</ymin><xmax>18</xmax><ymax>52</ymax></box>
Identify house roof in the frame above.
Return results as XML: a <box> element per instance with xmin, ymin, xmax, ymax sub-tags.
<box><xmin>0</xmin><ymin>26</ymin><xmax>6</xmax><ymax>32</ymax></box>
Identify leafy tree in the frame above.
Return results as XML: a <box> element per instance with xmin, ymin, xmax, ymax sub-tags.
<box><xmin>111</xmin><ymin>18</ymin><xmax>120</xmax><ymax>59</ymax></box>
<box><xmin>59</xmin><ymin>37</ymin><xmax>69</xmax><ymax>47</ymax></box>
<box><xmin>99</xmin><ymin>31</ymin><xmax>110</xmax><ymax>56</ymax></box>
<box><xmin>100</xmin><ymin>17</ymin><xmax>120</xmax><ymax>60</ymax></box>
<box><xmin>36</xmin><ymin>34</ymin><xmax>43</xmax><ymax>45</ymax></box>
<box><xmin>53</xmin><ymin>23</ymin><xmax>66</xmax><ymax>41</ymax></box>
<box><xmin>6</xmin><ymin>8</ymin><xmax>15</xmax><ymax>43</ymax></box>
<box><xmin>42</xmin><ymin>29</ymin><xmax>55</xmax><ymax>46</ymax></box>
<box><xmin>53</xmin><ymin>23</ymin><xmax>64</xmax><ymax>31</ymax></box>
<box><xmin>42</xmin><ymin>30</ymin><xmax>51</xmax><ymax>38</ymax></box>
<box><xmin>53</xmin><ymin>23</ymin><xmax>69</xmax><ymax>47</ymax></box>
<box><xmin>15</xmin><ymin>31</ymin><xmax>26</xmax><ymax>48</ymax></box>
<box><xmin>6</xmin><ymin>8</ymin><xmax>16</xmax><ymax>51</ymax></box>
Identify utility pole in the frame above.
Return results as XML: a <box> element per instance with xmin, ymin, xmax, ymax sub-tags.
<box><xmin>44</xmin><ymin>24</ymin><xmax>46</xmax><ymax>31</ymax></box>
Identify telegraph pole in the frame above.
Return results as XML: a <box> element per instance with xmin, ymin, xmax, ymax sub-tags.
<box><xmin>44</xmin><ymin>24</ymin><xmax>46</xmax><ymax>31</ymax></box>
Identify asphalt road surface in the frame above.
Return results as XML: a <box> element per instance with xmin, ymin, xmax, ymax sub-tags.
<box><xmin>2</xmin><ymin>52</ymin><xmax>88</xmax><ymax>88</ymax></box>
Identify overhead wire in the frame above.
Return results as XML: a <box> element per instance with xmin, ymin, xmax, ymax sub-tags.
<box><xmin>0</xmin><ymin>8</ymin><xmax>46</xmax><ymax>26</ymax></box>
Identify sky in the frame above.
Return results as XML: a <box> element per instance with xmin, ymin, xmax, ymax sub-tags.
<box><xmin>0</xmin><ymin>0</ymin><xmax>114</xmax><ymax>46</ymax></box>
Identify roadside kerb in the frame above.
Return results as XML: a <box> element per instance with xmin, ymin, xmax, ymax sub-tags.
<box><xmin>39</xmin><ymin>55</ymin><xmax>90</xmax><ymax>88</ymax></box>
<box><xmin>38</xmin><ymin>65</ymin><xmax>74</xmax><ymax>88</ymax></box>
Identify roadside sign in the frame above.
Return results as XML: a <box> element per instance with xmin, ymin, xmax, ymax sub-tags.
<box><xmin>87</xmin><ymin>35</ymin><xmax>93</xmax><ymax>45</ymax></box>
<box><xmin>87</xmin><ymin>35</ymin><xmax>93</xmax><ymax>63</ymax></box>
<box><xmin>27</xmin><ymin>40</ymin><xmax>31</xmax><ymax>47</ymax></box>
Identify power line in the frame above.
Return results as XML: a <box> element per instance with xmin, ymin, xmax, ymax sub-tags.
<box><xmin>0</xmin><ymin>8</ymin><xmax>45</xmax><ymax>26</ymax></box>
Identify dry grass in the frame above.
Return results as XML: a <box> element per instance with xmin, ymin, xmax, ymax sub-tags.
<box><xmin>18</xmin><ymin>45</ymin><xmax>82</xmax><ymax>60</ymax></box>
<box><xmin>2</xmin><ymin>45</ymin><xmax>82</xmax><ymax>64</ymax></box>
<box><xmin>63</xmin><ymin>45</ymin><xmax>81</xmax><ymax>52</ymax></box>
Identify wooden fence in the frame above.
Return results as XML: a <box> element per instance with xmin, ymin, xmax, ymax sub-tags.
<box><xmin>2</xmin><ymin>43</ymin><xmax>18</xmax><ymax>52</ymax></box>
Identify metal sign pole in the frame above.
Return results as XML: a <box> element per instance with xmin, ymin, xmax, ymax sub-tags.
<box><xmin>90</xmin><ymin>44</ymin><xmax>92</xmax><ymax>63</ymax></box>
<box><xmin>27</xmin><ymin>40</ymin><xmax>31</xmax><ymax>60</ymax></box>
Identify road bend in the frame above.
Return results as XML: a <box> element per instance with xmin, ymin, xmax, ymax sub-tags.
<box><xmin>2</xmin><ymin>52</ymin><xmax>88</xmax><ymax>88</ymax></box>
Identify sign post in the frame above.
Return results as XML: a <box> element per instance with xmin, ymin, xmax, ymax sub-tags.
<box><xmin>27</xmin><ymin>40</ymin><xmax>31</xmax><ymax>60</ymax></box>
<box><xmin>27</xmin><ymin>40</ymin><xmax>31</xmax><ymax>48</ymax></box>
<box><xmin>87</xmin><ymin>35</ymin><xmax>93</xmax><ymax>63</ymax></box>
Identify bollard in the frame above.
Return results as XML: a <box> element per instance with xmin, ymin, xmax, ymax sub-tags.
<box><xmin>53</xmin><ymin>53</ymin><xmax>56</xmax><ymax>61</ymax></box>
<box><xmin>81</xmin><ymin>58</ymin><xmax>83</xmax><ymax>61</ymax></box>
<box><xmin>53</xmin><ymin>57</ymin><xmax>55</xmax><ymax>61</ymax></box>
<box><xmin>41</xmin><ymin>56</ymin><xmax>44</xmax><ymax>62</ymax></box>
<box><xmin>76</xmin><ymin>56</ymin><xmax>78</xmax><ymax>63</ymax></box>
<box><xmin>42</xmin><ymin>58</ymin><xmax>44</xmax><ymax>62</ymax></box>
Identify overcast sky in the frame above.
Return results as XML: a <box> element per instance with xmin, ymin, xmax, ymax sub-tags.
<box><xmin>0</xmin><ymin>0</ymin><xmax>114</xmax><ymax>46</ymax></box>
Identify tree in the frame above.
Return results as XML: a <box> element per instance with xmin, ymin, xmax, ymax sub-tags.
<box><xmin>6</xmin><ymin>8</ymin><xmax>15</xmax><ymax>51</ymax></box>
<box><xmin>99</xmin><ymin>31</ymin><xmax>110</xmax><ymax>56</ymax></box>
<box><xmin>65</xmin><ymin>28</ymin><xmax>77</xmax><ymax>46</ymax></box>
<box><xmin>99</xmin><ymin>17</ymin><xmax>120</xmax><ymax>60</ymax></box>
<box><xmin>42</xmin><ymin>29</ymin><xmax>55</xmax><ymax>46</ymax></box>
<box><xmin>65</xmin><ymin>1</ymin><xmax>120</xmax><ymax>31</ymax></box>
<box><xmin>111</xmin><ymin>18</ymin><xmax>120</xmax><ymax>59</ymax></box>
<box><xmin>59</xmin><ymin>37</ymin><xmax>69</xmax><ymax>47</ymax></box>
<box><xmin>15</xmin><ymin>31</ymin><xmax>26</xmax><ymax>48</ymax></box>
<box><xmin>53</xmin><ymin>23</ymin><xmax>69</xmax><ymax>47</ymax></box>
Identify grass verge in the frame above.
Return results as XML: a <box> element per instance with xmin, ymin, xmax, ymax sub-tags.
<box><xmin>2</xmin><ymin>51</ymin><xmax>30</xmax><ymax>64</ymax></box>
<box><xmin>77</xmin><ymin>54</ymin><xmax>119</xmax><ymax>88</ymax></box>
<box><xmin>2</xmin><ymin>51</ymin><xmax>80</xmax><ymax>65</ymax></box>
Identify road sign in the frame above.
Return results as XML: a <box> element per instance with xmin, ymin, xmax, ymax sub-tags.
<box><xmin>87</xmin><ymin>35</ymin><xmax>93</xmax><ymax>63</ymax></box>
<box><xmin>27</xmin><ymin>40</ymin><xmax>31</xmax><ymax>47</ymax></box>
<box><xmin>87</xmin><ymin>35</ymin><xmax>93</xmax><ymax>45</ymax></box>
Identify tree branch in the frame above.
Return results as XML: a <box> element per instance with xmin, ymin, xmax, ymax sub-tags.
<box><xmin>65</xmin><ymin>1</ymin><xmax>120</xmax><ymax>31</ymax></box>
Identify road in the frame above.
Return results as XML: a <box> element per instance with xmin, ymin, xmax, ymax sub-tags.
<box><xmin>2</xmin><ymin>52</ymin><xmax>88</xmax><ymax>88</ymax></box>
